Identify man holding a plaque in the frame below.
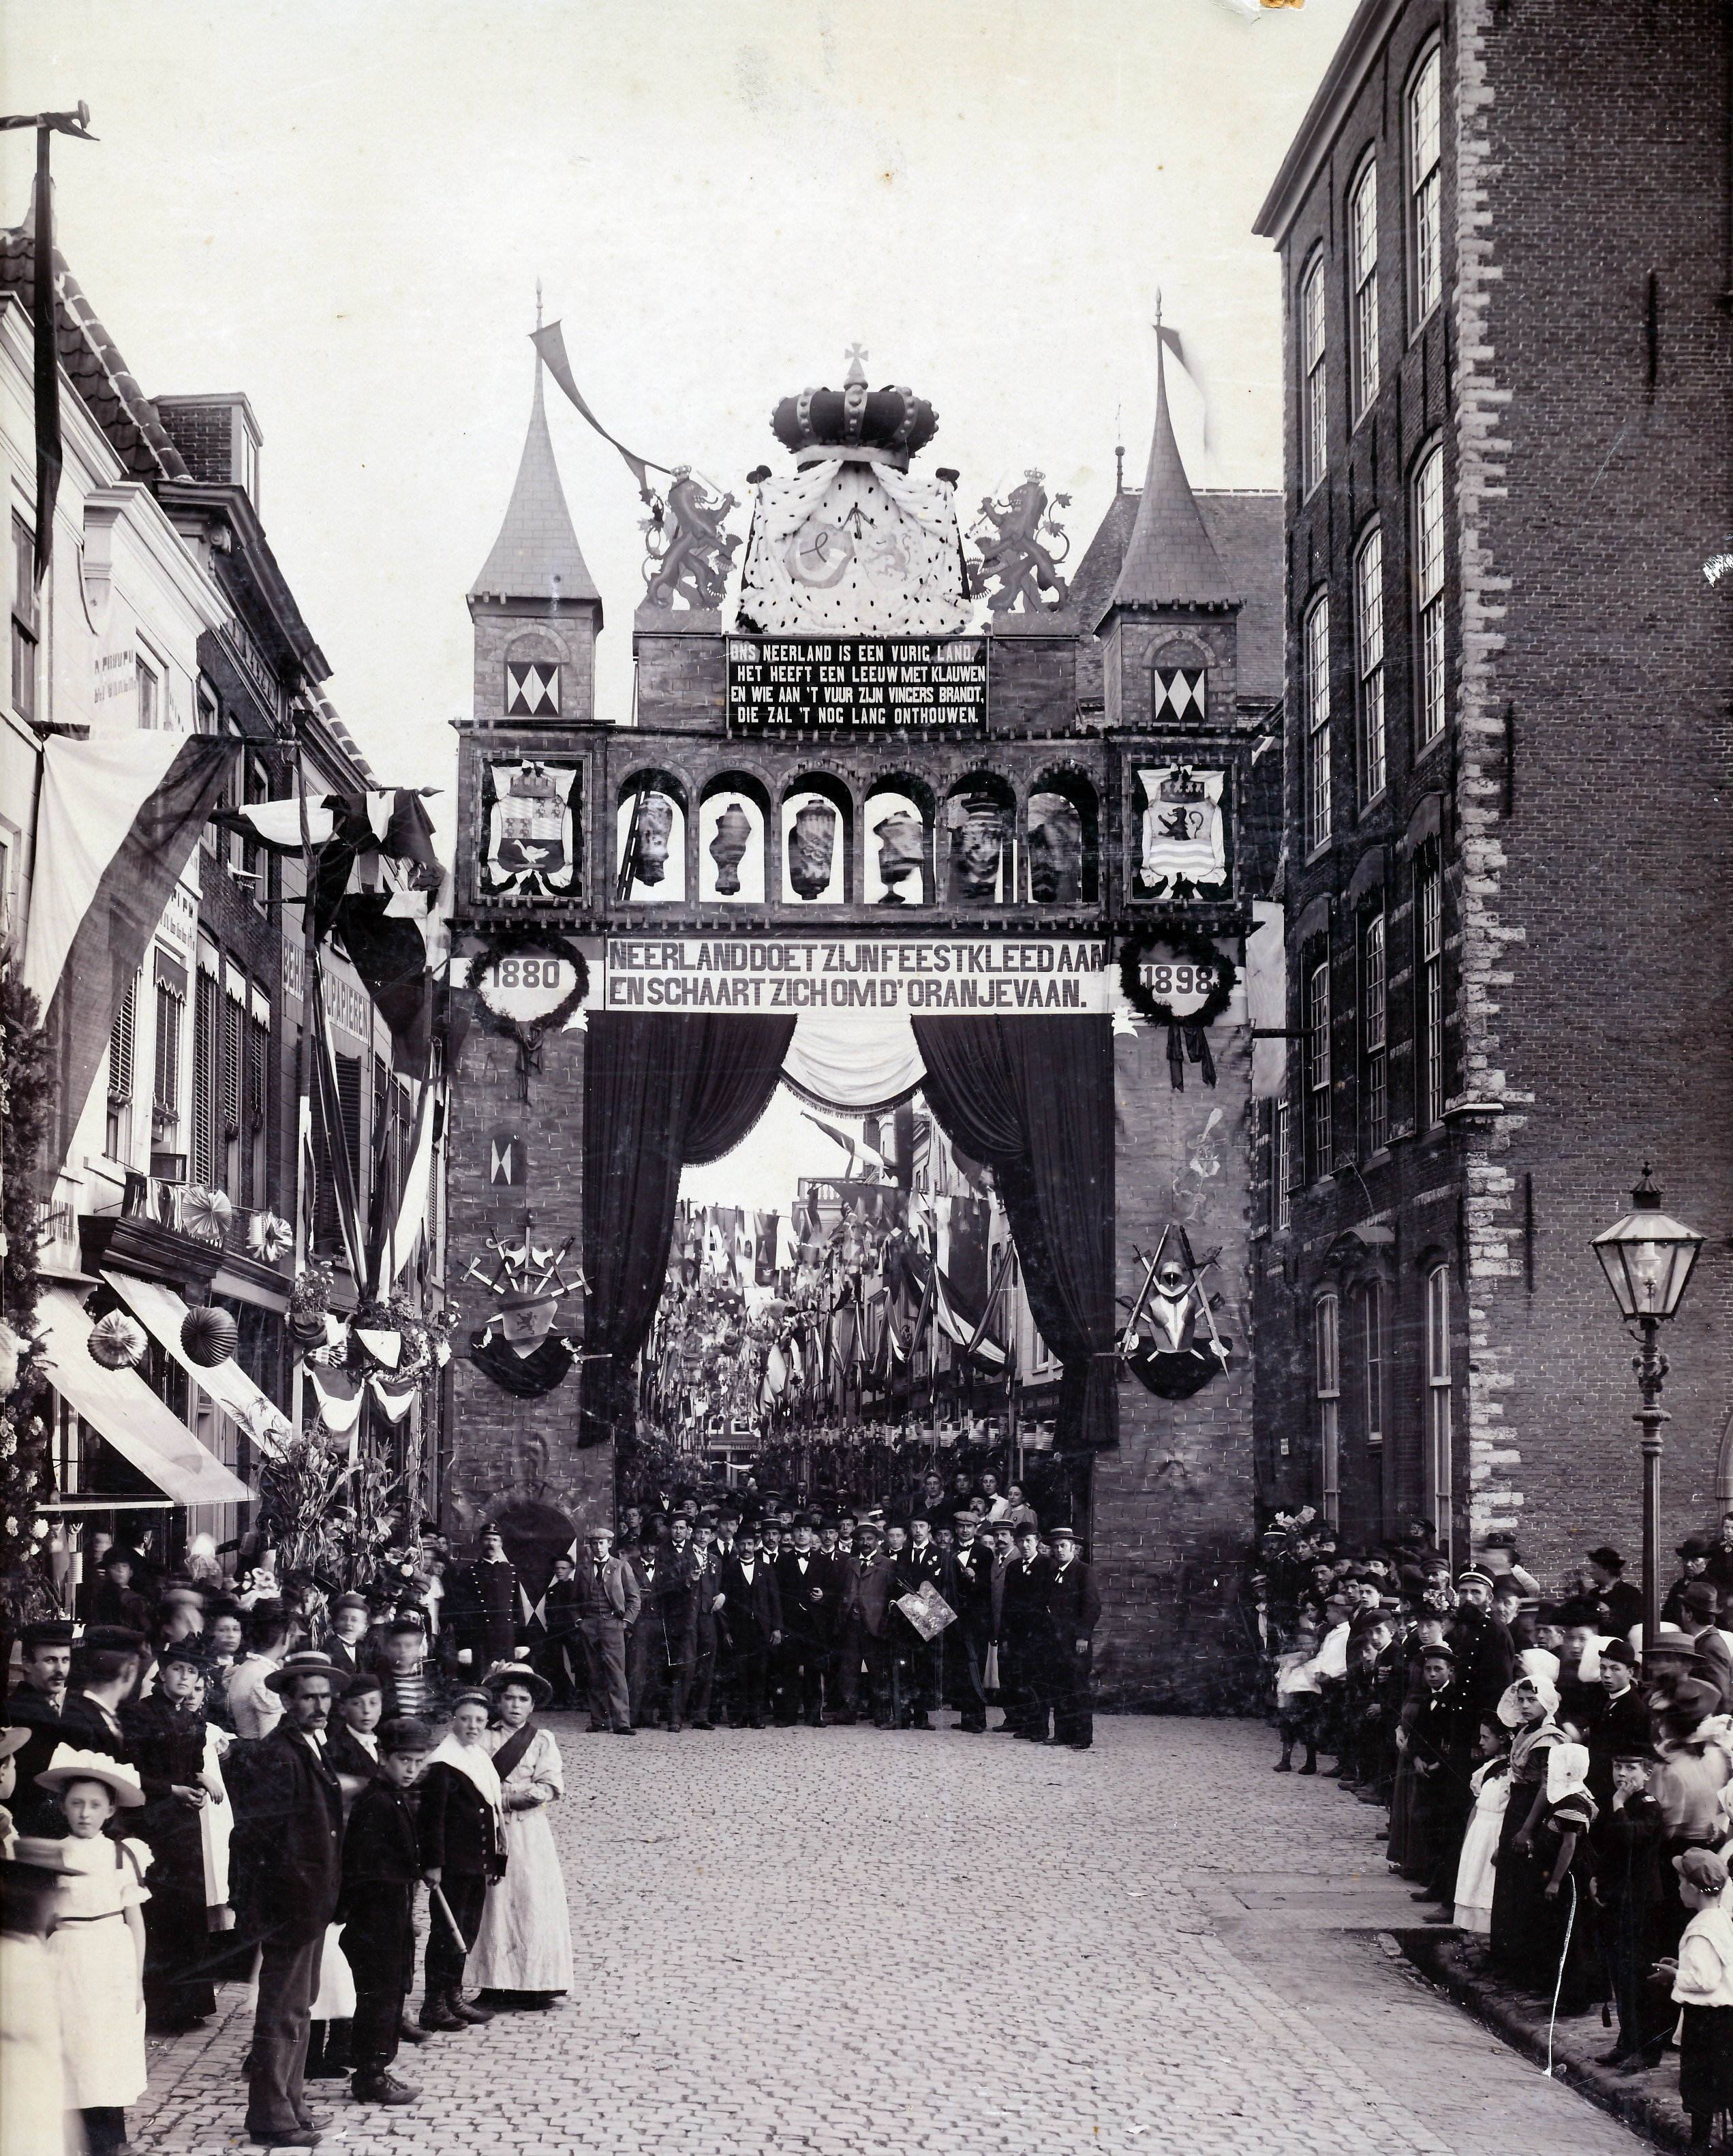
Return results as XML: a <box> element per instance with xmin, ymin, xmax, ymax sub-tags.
<box><xmin>893</xmin><ymin>1517</ymin><xmax>949</xmax><ymax>1731</ymax></box>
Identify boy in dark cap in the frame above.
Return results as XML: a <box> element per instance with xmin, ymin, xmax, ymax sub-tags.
<box><xmin>338</xmin><ymin>1717</ymin><xmax>431</xmax><ymax>2106</ymax></box>
<box><xmin>1409</xmin><ymin>1641</ymin><xmax>1473</xmax><ymax>1911</ymax></box>
<box><xmin>1588</xmin><ymin>1746</ymin><xmax>1669</xmax><ymax>2069</ymax></box>
<box><xmin>1587</xmin><ymin>1639</ymin><xmax>1653</xmax><ymax>1812</ymax></box>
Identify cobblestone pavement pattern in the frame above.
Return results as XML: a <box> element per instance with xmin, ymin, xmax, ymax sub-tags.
<box><xmin>129</xmin><ymin>1716</ymin><xmax>1656</xmax><ymax>2155</ymax></box>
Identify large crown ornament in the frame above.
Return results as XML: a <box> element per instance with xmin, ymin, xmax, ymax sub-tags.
<box><xmin>770</xmin><ymin>345</ymin><xmax>938</xmax><ymax>470</ymax></box>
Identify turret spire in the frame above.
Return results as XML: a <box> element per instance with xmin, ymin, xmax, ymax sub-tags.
<box><xmin>470</xmin><ymin>341</ymin><xmax>601</xmax><ymax>611</ymax></box>
<box><xmin>1103</xmin><ymin>320</ymin><xmax>1233</xmax><ymax>613</ymax></box>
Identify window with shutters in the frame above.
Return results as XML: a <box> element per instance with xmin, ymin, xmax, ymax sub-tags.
<box><xmin>153</xmin><ymin>980</ymin><xmax>183</xmax><ymax>1122</ymax></box>
<box><xmin>1274</xmin><ymin>1094</ymin><xmax>1293</xmax><ymax>1232</ymax></box>
<box><xmin>245</xmin><ymin>1009</ymin><xmax>269</xmax><ymax>1207</ymax></box>
<box><xmin>1362</xmin><ymin>909</ymin><xmax>1387</xmax><ymax>1153</ymax></box>
<box><xmin>192</xmin><ymin>969</ymin><xmax>218</xmax><ymax>1185</ymax></box>
<box><xmin>1304</xmin><ymin>593</ymin><xmax>1331</xmax><ymax>853</ymax></box>
<box><xmin>106</xmin><ymin>978</ymin><xmax>137</xmax><ymax>1160</ymax></box>
<box><xmin>1407</xmin><ymin>44</ymin><xmax>1443</xmax><ymax>331</ymax></box>
<box><xmin>10</xmin><ymin>514</ymin><xmax>36</xmax><ymax>726</ymax></box>
<box><xmin>1306</xmin><ymin>956</ymin><xmax>1333</xmax><ymax>1181</ymax></box>
<box><xmin>315</xmin><ymin>1050</ymin><xmax>365</xmax><ymax>1260</ymax></box>
<box><xmin>1414</xmin><ymin>443</ymin><xmax>1446</xmax><ymax>748</ymax></box>
<box><xmin>1316</xmin><ymin>1294</ymin><xmax>1340</xmax><ymax>1528</ymax></box>
<box><xmin>221</xmin><ymin>991</ymin><xmax>244</xmax><ymax>1195</ymax></box>
<box><xmin>1300</xmin><ymin>251</ymin><xmax>1328</xmax><ymax>496</ymax></box>
<box><xmin>1354</xmin><ymin>525</ymin><xmax>1386</xmax><ymax>806</ymax></box>
<box><xmin>1349</xmin><ymin>157</ymin><xmax>1380</xmax><ymax>419</ymax></box>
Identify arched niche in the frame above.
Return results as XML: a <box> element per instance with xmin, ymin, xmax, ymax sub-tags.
<box><xmin>780</xmin><ymin>774</ymin><xmax>852</xmax><ymax>905</ymax></box>
<box><xmin>1026</xmin><ymin>768</ymin><xmax>1099</xmax><ymax>905</ymax></box>
<box><xmin>615</xmin><ymin>769</ymin><xmax>688</xmax><ymax>902</ymax></box>
<box><xmin>698</xmin><ymin>773</ymin><xmax>771</xmax><ymax>905</ymax></box>
<box><xmin>942</xmin><ymin>771</ymin><xmax>1017</xmax><ymax>906</ymax></box>
<box><xmin>504</xmin><ymin>627</ymin><xmax>567</xmax><ymax>664</ymax></box>
<box><xmin>864</xmin><ymin>773</ymin><xmax>936</xmax><ymax>908</ymax></box>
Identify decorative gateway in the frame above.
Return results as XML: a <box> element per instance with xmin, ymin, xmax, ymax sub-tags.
<box><xmin>738</xmin><ymin>351</ymin><xmax>969</xmax><ymax>637</ymax></box>
<box><xmin>480</xmin><ymin>759</ymin><xmax>583</xmax><ymax>900</ymax></box>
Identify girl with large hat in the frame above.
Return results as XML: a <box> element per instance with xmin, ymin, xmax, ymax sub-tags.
<box><xmin>36</xmin><ymin>1747</ymin><xmax>153</xmax><ymax>2156</ymax></box>
<box><xmin>469</xmin><ymin>1662</ymin><xmax>573</xmax><ymax>2009</ymax></box>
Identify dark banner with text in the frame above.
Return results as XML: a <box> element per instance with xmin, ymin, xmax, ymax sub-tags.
<box><xmin>727</xmin><ymin>637</ymin><xmax>987</xmax><ymax>731</ymax></box>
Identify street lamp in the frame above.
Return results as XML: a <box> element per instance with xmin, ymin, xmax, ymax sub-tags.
<box><xmin>1591</xmin><ymin>1165</ymin><xmax>1704</xmax><ymax>1650</ymax></box>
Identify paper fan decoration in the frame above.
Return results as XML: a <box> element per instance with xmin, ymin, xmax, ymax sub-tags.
<box><xmin>181</xmin><ymin>1305</ymin><xmax>238</xmax><ymax>1367</ymax></box>
<box><xmin>180</xmin><ymin>1185</ymin><xmax>234</xmax><ymax>1244</ymax></box>
<box><xmin>88</xmin><ymin>1309</ymin><xmax>149</xmax><ymax>1371</ymax></box>
<box><xmin>247</xmin><ymin>1211</ymin><xmax>293</xmax><ymax>1264</ymax></box>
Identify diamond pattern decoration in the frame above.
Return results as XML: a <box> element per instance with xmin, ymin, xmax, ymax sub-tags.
<box><xmin>1153</xmin><ymin>666</ymin><xmax>1206</xmax><ymax>723</ymax></box>
<box><xmin>506</xmin><ymin>661</ymin><xmax>562</xmax><ymax>716</ymax></box>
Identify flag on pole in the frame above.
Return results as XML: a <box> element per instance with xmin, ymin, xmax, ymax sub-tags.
<box><xmin>530</xmin><ymin>320</ymin><xmax>670</xmax><ymax>502</ymax></box>
<box><xmin>25</xmin><ymin>731</ymin><xmax>242</xmax><ymax>1171</ymax></box>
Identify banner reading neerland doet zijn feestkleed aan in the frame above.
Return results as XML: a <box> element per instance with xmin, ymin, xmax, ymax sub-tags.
<box><xmin>598</xmin><ymin>935</ymin><xmax>1115</xmax><ymax>1015</ymax></box>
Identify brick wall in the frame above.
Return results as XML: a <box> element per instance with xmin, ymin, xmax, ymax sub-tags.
<box><xmin>441</xmin><ymin>1013</ymin><xmax>611</xmax><ymax>1560</ymax></box>
<box><xmin>1094</xmin><ymin>1018</ymin><xmax>1259</xmax><ymax>1709</ymax></box>
<box><xmin>155</xmin><ymin>400</ymin><xmax>233</xmax><ymax>486</ymax></box>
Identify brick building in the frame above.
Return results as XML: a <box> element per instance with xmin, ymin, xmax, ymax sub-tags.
<box><xmin>1248</xmin><ymin>0</ymin><xmax>1732</xmax><ymax>1579</ymax></box>
<box><xmin>441</xmin><ymin>346</ymin><xmax>1285</xmax><ymax>1703</ymax></box>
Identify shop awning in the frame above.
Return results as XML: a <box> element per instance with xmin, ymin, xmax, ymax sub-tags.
<box><xmin>35</xmin><ymin>1286</ymin><xmax>255</xmax><ymax>1508</ymax></box>
<box><xmin>102</xmin><ymin>1271</ymin><xmax>293</xmax><ymax>1459</ymax></box>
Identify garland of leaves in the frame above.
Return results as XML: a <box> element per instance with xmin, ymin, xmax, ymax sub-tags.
<box><xmin>0</xmin><ymin>962</ymin><xmax>55</xmax><ymax>1608</ymax></box>
<box><xmin>465</xmin><ymin>929</ymin><xmax>590</xmax><ymax>1095</ymax></box>
<box><xmin>1118</xmin><ymin>929</ymin><xmax>1237</xmax><ymax>1091</ymax></box>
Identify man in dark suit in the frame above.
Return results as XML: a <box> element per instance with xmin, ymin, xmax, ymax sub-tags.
<box><xmin>657</xmin><ymin>1517</ymin><xmax>704</xmax><ymax>1733</ymax></box>
<box><xmin>626</xmin><ymin>1535</ymin><xmax>667</xmax><ymax>1729</ymax></box>
<box><xmin>1446</xmin><ymin>1568</ymin><xmax>1516</xmax><ymax>1718</ymax></box>
<box><xmin>944</xmin><ymin>1513</ymin><xmax>996</xmax><ymax>1733</ymax></box>
<box><xmin>831</xmin><ymin>1521</ymin><xmax>876</xmax><ymax>1724</ymax></box>
<box><xmin>537</xmin><ymin>1555</ymin><xmax>582</xmax><ymax>1710</ymax></box>
<box><xmin>686</xmin><ymin>1523</ymin><xmax>726</xmax><ymax>1729</ymax></box>
<box><xmin>720</xmin><ymin>1526</ymin><xmax>782</xmax><ymax>1728</ymax></box>
<box><xmin>893</xmin><ymin>1517</ymin><xmax>947</xmax><ymax>1730</ymax></box>
<box><xmin>774</xmin><ymin>1521</ymin><xmax>834</xmax><ymax>1726</ymax></box>
<box><xmin>1000</xmin><ymin>1525</ymin><xmax>1055</xmax><ymax>1739</ymax></box>
<box><xmin>1041</xmin><ymin>1525</ymin><xmax>1103</xmax><ymax>1750</ymax></box>
<box><xmin>230</xmin><ymin>1651</ymin><xmax>346</xmax><ymax>2147</ymax></box>
<box><xmin>3</xmin><ymin>1619</ymin><xmax>76</xmax><ymax>1834</ymax></box>
<box><xmin>59</xmin><ymin>1626</ymin><xmax>144</xmax><ymax>1760</ymax></box>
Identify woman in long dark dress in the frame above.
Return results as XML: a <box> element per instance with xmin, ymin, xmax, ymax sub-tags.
<box><xmin>1489</xmin><ymin>1672</ymin><xmax>1567</xmax><ymax>1986</ymax></box>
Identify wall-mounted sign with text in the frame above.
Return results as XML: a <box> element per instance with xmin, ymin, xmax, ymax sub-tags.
<box><xmin>727</xmin><ymin>638</ymin><xmax>987</xmax><ymax>731</ymax></box>
<box><xmin>598</xmin><ymin>935</ymin><xmax>1110</xmax><ymax>1016</ymax></box>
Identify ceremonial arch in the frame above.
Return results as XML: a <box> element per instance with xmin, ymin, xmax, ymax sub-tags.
<box><xmin>440</xmin><ymin>346</ymin><xmax>1285</xmax><ymax>1708</ymax></box>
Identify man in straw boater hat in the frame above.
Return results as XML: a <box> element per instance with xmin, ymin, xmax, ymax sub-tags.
<box><xmin>228</xmin><ymin>1648</ymin><xmax>348</xmax><ymax>2146</ymax></box>
<box><xmin>1041</xmin><ymin>1523</ymin><xmax>1103</xmax><ymax>1752</ymax></box>
<box><xmin>570</xmin><ymin>1521</ymin><xmax>640</xmax><ymax>1735</ymax></box>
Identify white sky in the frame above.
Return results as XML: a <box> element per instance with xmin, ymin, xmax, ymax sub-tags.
<box><xmin>1</xmin><ymin>0</ymin><xmax>1358</xmax><ymax>1209</ymax></box>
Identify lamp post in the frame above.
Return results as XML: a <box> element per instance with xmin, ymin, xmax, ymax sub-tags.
<box><xmin>1591</xmin><ymin>1166</ymin><xmax>1704</xmax><ymax>1652</ymax></box>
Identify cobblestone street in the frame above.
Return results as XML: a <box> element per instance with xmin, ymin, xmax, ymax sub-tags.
<box><xmin>128</xmin><ymin>1713</ymin><xmax>1655</xmax><ymax>2155</ymax></box>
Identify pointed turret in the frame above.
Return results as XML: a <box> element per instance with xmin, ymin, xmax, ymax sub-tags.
<box><xmin>470</xmin><ymin>364</ymin><xmax>602</xmax><ymax>614</ymax></box>
<box><xmin>1103</xmin><ymin>339</ymin><xmax>1235</xmax><ymax>617</ymax></box>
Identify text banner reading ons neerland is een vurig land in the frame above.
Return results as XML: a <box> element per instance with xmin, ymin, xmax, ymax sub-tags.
<box><xmin>726</xmin><ymin>639</ymin><xmax>987</xmax><ymax>729</ymax></box>
<box><xmin>600</xmin><ymin>937</ymin><xmax>1111</xmax><ymax>1014</ymax></box>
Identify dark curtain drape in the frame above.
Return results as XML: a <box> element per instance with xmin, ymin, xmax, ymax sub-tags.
<box><xmin>581</xmin><ymin>1012</ymin><xmax>795</xmax><ymax>1448</ymax></box>
<box><xmin>911</xmin><ymin>1015</ymin><xmax>1116</xmax><ymax>1453</ymax></box>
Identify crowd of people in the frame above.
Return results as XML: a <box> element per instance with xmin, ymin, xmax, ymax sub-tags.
<box><xmin>0</xmin><ymin>1465</ymin><xmax>1101</xmax><ymax>2152</ymax></box>
<box><xmin>1255</xmin><ymin>1509</ymin><xmax>1733</xmax><ymax>2151</ymax></box>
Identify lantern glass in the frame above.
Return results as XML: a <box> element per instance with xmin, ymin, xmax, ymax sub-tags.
<box><xmin>1591</xmin><ymin>1181</ymin><xmax>1704</xmax><ymax>1322</ymax></box>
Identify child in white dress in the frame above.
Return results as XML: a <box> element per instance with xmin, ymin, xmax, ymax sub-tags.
<box><xmin>36</xmin><ymin>1746</ymin><xmax>153</xmax><ymax>2156</ymax></box>
<box><xmin>471</xmin><ymin>1663</ymin><xmax>574</xmax><ymax>2007</ymax></box>
<box><xmin>1453</xmin><ymin>1717</ymin><xmax>1513</xmax><ymax>1935</ymax></box>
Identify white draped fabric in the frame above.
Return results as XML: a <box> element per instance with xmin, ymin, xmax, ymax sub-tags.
<box><xmin>780</xmin><ymin>1007</ymin><xmax>926</xmax><ymax>1112</ymax></box>
<box><xmin>741</xmin><ymin>461</ymin><xmax>969</xmax><ymax>635</ymax></box>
